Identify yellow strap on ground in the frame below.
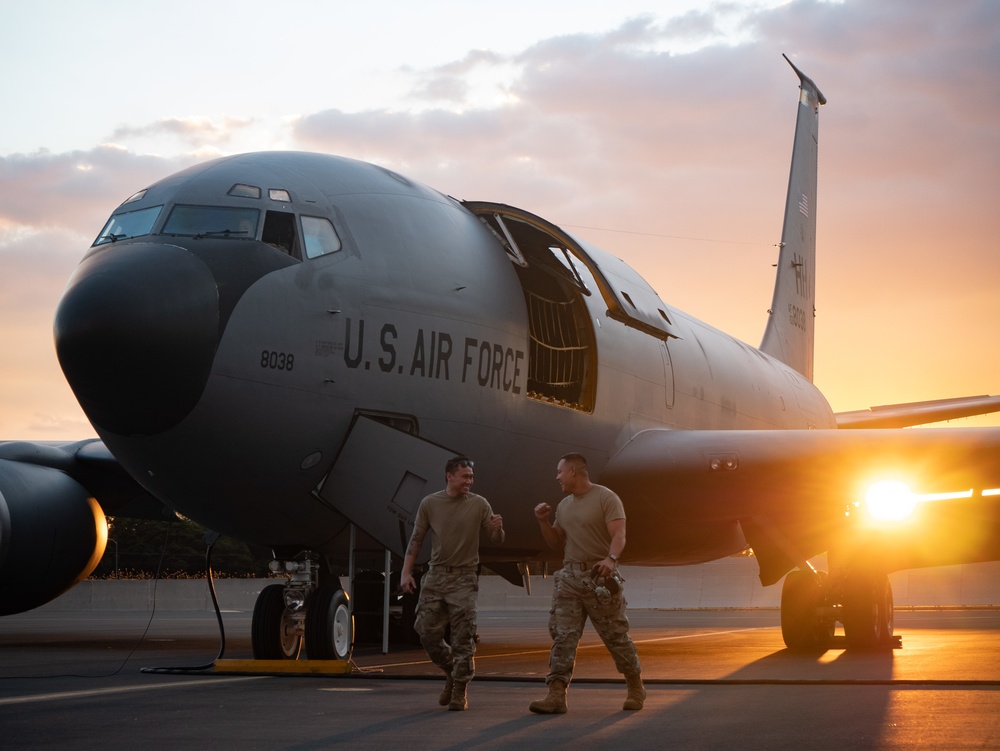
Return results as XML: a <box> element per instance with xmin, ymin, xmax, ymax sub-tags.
<box><xmin>213</xmin><ymin>659</ymin><xmax>353</xmax><ymax>675</ymax></box>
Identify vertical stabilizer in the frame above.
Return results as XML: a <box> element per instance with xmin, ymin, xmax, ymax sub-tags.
<box><xmin>760</xmin><ymin>55</ymin><xmax>826</xmax><ymax>382</ymax></box>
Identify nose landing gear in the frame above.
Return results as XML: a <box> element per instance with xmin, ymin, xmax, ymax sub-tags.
<box><xmin>250</xmin><ymin>554</ymin><xmax>354</xmax><ymax>661</ymax></box>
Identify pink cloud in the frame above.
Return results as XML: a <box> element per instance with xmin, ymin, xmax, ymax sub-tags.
<box><xmin>0</xmin><ymin>147</ymin><xmax>197</xmax><ymax>236</ymax></box>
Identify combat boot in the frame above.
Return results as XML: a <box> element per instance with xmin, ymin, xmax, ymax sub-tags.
<box><xmin>438</xmin><ymin>674</ymin><xmax>454</xmax><ymax>706</ymax></box>
<box><xmin>448</xmin><ymin>681</ymin><xmax>468</xmax><ymax>711</ymax></box>
<box><xmin>622</xmin><ymin>672</ymin><xmax>646</xmax><ymax>710</ymax></box>
<box><xmin>528</xmin><ymin>679</ymin><xmax>568</xmax><ymax>714</ymax></box>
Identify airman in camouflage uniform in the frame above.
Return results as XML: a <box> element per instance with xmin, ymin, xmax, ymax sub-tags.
<box><xmin>529</xmin><ymin>453</ymin><xmax>644</xmax><ymax>714</ymax></box>
<box><xmin>401</xmin><ymin>456</ymin><xmax>504</xmax><ymax>711</ymax></box>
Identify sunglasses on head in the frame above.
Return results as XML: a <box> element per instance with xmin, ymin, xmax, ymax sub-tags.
<box><xmin>446</xmin><ymin>457</ymin><xmax>474</xmax><ymax>472</ymax></box>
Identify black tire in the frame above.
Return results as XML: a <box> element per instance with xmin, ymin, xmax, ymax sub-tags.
<box><xmin>843</xmin><ymin>571</ymin><xmax>894</xmax><ymax>649</ymax></box>
<box><xmin>780</xmin><ymin>569</ymin><xmax>834</xmax><ymax>650</ymax></box>
<box><xmin>251</xmin><ymin>583</ymin><xmax>302</xmax><ymax>660</ymax></box>
<box><xmin>305</xmin><ymin>585</ymin><xmax>353</xmax><ymax>660</ymax></box>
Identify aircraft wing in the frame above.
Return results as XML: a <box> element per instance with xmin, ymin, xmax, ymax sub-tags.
<box><xmin>835</xmin><ymin>395</ymin><xmax>1000</xmax><ymax>429</ymax></box>
<box><xmin>601</xmin><ymin>427</ymin><xmax>1000</xmax><ymax>586</ymax></box>
<box><xmin>0</xmin><ymin>439</ymin><xmax>167</xmax><ymax>518</ymax></box>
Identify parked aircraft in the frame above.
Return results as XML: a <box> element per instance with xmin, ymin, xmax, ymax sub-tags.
<box><xmin>2</xmin><ymin>56</ymin><xmax>999</xmax><ymax>658</ymax></box>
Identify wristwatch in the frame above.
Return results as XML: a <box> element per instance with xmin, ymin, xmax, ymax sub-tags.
<box><xmin>608</xmin><ymin>553</ymin><xmax>619</xmax><ymax>563</ymax></box>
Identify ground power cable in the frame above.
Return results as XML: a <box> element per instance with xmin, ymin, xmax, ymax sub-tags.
<box><xmin>141</xmin><ymin>531</ymin><xmax>226</xmax><ymax>674</ymax></box>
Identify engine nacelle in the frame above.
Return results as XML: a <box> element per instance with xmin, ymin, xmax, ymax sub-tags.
<box><xmin>0</xmin><ymin>458</ymin><xmax>107</xmax><ymax>615</ymax></box>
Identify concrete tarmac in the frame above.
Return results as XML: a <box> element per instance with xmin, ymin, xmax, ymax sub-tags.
<box><xmin>2</xmin><ymin>607</ymin><xmax>1000</xmax><ymax>750</ymax></box>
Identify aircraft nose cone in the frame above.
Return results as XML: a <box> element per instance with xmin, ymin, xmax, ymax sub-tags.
<box><xmin>55</xmin><ymin>242</ymin><xmax>219</xmax><ymax>436</ymax></box>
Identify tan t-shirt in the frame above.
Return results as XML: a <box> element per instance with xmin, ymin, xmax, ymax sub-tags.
<box><xmin>555</xmin><ymin>484</ymin><xmax>625</xmax><ymax>565</ymax></box>
<box><xmin>413</xmin><ymin>490</ymin><xmax>502</xmax><ymax>568</ymax></box>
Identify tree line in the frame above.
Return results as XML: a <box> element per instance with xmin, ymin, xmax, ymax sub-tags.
<box><xmin>92</xmin><ymin>516</ymin><xmax>273</xmax><ymax>579</ymax></box>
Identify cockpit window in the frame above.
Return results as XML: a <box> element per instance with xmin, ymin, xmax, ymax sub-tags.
<box><xmin>93</xmin><ymin>205</ymin><xmax>163</xmax><ymax>246</ymax></box>
<box><xmin>301</xmin><ymin>215</ymin><xmax>342</xmax><ymax>258</ymax></box>
<box><xmin>161</xmin><ymin>205</ymin><xmax>260</xmax><ymax>239</ymax></box>
<box><xmin>227</xmin><ymin>183</ymin><xmax>261</xmax><ymax>199</ymax></box>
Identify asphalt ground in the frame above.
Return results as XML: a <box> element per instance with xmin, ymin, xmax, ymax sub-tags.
<box><xmin>2</xmin><ymin>608</ymin><xmax>1000</xmax><ymax>749</ymax></box>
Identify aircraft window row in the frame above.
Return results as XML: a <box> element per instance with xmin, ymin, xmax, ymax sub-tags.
<box><xmin>161</xmin><ymin>205</ymin><xmax>261</xmax><ymax>238</ymax></box>
<box><xmin>93</xmin><ymin>202</ymin><xmax>344</xmax><ymax>261</ymax></box>
<box><xmin>93</xmin><ymin>205</ymin><xmax>162</xmax><ymax>246</ymax></box>
<box><xmin>226</xmin><ymin>184</ymin><xmax>292</xmax><ymax>203</ymax></box>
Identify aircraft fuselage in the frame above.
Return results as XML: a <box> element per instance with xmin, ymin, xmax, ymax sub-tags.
<box><xmin>54</xmin><ymin>152</ymin><xmax>833</xmax><ymax>564</ymax></box>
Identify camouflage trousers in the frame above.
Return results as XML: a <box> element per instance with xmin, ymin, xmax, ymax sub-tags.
<box><xmin>545</xmin><ymin>566</ymin><xmax>641</xmax><ymax>686</ymax></box>
<box><xmin>414</xmin><ymin>567</ymin><xmax>479</xmax><ymax>683</ymax></box>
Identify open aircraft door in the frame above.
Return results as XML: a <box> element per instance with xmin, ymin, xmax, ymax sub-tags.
<box><xmin>316</xmin><ymin>415</ymin><xmax>458</xmax><ymax>561</ymax></box>
<box><xmin>464</xmin><ymin>202</ymin><xmax>679</xmax><ymax>343</ymax></box>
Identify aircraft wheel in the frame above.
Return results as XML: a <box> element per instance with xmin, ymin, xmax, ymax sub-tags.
<box><xmin>780</xmin><ymin>569</ymin><xmax>833</xmax><ymax>650</ymax></box>
<box><xmin>305</xmin><ymin>585</ymin><xmax>353</xmax><ymax>660</ymax></box>
<box><xmin>843</xmin><ymin>571</ymin><xmax>893</xmax><ymax>649</ymax></box>
<box><xmin>251</xmin><ymin>583</ymin><xmax>302</xmax><ymax>660</ymax></box>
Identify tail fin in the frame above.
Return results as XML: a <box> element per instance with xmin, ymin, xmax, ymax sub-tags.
<box><xmin>759</xmin><ymin>54</ymin><xmax>826</xmax><ymax>382</ymax></box>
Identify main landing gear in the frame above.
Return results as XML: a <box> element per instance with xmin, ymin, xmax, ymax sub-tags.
<box><xmin>780</xmin><ymin>567</ymin><xmax>895</xmax><ymax>651</ymax></box>
<box><xmin>251</xmin><ymin>555</ymin><xmax>354</xmax><ymax>661</ymax></box>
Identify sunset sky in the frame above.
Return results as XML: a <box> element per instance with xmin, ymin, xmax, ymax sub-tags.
<box><xmin>2</xmin><ymin>0</ymin><xmax>998</xmax><ymax>440</ymax></box>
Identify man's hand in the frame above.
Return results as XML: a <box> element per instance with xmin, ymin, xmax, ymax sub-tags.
<box><xmin>488</xmin><ymin>513</ymin><xmax>503</xmax><ymax>533</ymax></box>
<box><xmin>535</xmin><ymin>502</ymin><xmax>564</xmax><ymax>550</ymax></box>
<box><xmin>595</xmin><ymin>558</ymin><xmax>616</xmax><ymax>577</ymax></box>
<box><xmin>400</xmin><ymin>572</ymin><xmax>417</xmax><ymax>594</ymax></box>
<box><xmin>534</xmin><ymin>502</ymin><xmax>553</xmax><ymax>522</ymax></box>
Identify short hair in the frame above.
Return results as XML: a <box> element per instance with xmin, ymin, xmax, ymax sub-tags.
<box><xmin>445</xmin><ymin>455</ymin><xmax>474</xmax><ymax>474</ymax></box>
<box><xmin>559</xmin><ymin>453</ymin><xmax>588</xmax><ymax>472</ymax></box>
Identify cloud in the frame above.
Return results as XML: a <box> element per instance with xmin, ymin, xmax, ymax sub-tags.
<box><xmin>0</xmin><ymin>226</ymin><xmax>85</xmax><ymax>318</ymax></box>
<box><xmin>110</xmin><ymin>116</ymin><xmax>256</xmax><ymax>146</ymax></box>
<box><xmin>0</xmin><ymin>147</ymin><xmax>198</xmax><ymax>236</ymax></box>
<box><xmin>0</xmin><ymin>225</ymin><xmax>95</xmax><ymax>438</ymax></box>
<box><xmin>294</xmin><ymin>16</ymin><xmax>790</xmax><ymax>202</ymax></box>
<box><xmin>289</xmin><ymin>1</ymin><xmax>1000</xmax><ymax>252</ymax></box>
<box><xmin>407</xmin><ymin>49</ymin><xmax>508</xmax><ymax>105</ymax></box>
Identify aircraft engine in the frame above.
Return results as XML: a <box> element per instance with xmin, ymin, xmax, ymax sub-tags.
<box><xmin>0</xmin><ymin>459</ymin><xmax>107</xmax><ymax>615</ymax></box>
